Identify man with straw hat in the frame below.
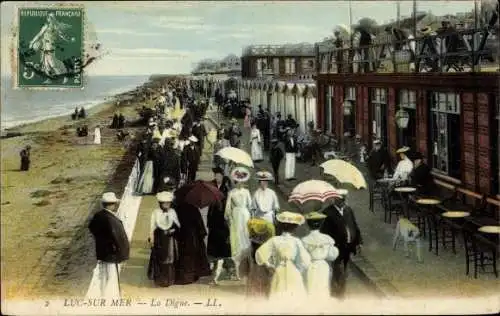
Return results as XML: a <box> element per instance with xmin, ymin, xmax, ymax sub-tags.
<box><xmin>88</xmin><ymin>192</ymin><xmax>129</xmax><ymax>298</ymax></box>
<box><xmin>320</xmin><ymin>190</ymin><xmax>362</xmax><ymax>298</ymax></box>
<box><xmin>392</xmin><ymin>146</ymin><xmax>413</xmax><ymax>182</ymax></box>
<box><xmin>302</xmin><ymin>212</ymin><xmax>339</xmax><ymax>299</ymax></box>
<box><xmin>251</xmin><ymin>170</ymin><xmax>280</xmax><ymax>225</ymax></box>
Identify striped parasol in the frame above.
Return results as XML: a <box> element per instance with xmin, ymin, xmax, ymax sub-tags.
<box><xmin>288</xmin><ymin>180</ymin><xmax>342</xmax><ymax>204</ymax></box>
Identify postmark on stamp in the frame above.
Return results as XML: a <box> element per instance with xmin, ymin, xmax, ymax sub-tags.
<box><xmin>17</xmin><ymin>7</ymin><xmax>84</xmax><ymax>88</ymax></box>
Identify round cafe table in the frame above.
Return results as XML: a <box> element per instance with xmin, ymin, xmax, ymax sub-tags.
<box><xmin>442</xmin><ymin>211</ymin><xmax>471</xmax><ymax>218</ymax></box>
<box><xmin>394</xmin><ymin>187</ymin><xmax>417</xmax><ymax>217</ymax></box>
<box><xmin>478</xmin><ymin>226</ymin><xmax>500</xmax><ymax>234</ymax></box>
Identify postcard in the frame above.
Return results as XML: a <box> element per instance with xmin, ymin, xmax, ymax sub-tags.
<box><xmin>1</xmin><ymin>1</ymin><xmax>499</xmax><ymax>315</ymax></box>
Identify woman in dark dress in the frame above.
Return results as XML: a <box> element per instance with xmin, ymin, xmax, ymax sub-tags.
<box><xmin>207</xmin><ymin>167</ymin><xmax>233</xmax><ymax>283</ymax></box>
<box><xmin>174</xmin><ymin>201</ymin><xmax>211</xmax><ymax>284</ymax></box>
<box><xmin>19</xmin><ymin>145</ymin><xmax>31</xmax><ymax>171</ymax></box>
<box><xmin>147</xmin><ymin>191</ymin><xmax>179</xmax><ymax>287</ymax></box>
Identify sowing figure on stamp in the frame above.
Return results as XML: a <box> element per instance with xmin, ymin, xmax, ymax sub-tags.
<box><xmin>28</xmin><ymin>13</ymin><xmax>74</xmax><ymax>84</ymax></box>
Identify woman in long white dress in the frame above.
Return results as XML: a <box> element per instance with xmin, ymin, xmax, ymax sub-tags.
<box><xmin>255</xmin><ymin>211</ymin><xmax>311</xmax><ymax>300</ymax></box>
<box><xmin>301</xmin><ymin>212</ymin><xmax>339</xmax><ymax>299</ymax></box>
<box><xmin>224</xmin><ymin>167</ymin><xmax>253</xmax><ymax>280</ymax></box>
<box><xmin>137</xmin><ymin>142</ymin><xmax>157</xmax><ymax>194</ymax></box>
<box><xmin>249</xmin><ymin>122</ymin><xmax>263</xmax><ymax>162</ymax></box>
<box><xmin>93</xmin><ymin>125</ymin><xmax>101</xmax><ymax>145</ymax></box>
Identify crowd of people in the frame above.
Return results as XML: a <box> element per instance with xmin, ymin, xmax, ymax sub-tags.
<box><xmin>88</xmin><ymin>79</ymin><xmax>365</xmax><ymax>301</ymax></box>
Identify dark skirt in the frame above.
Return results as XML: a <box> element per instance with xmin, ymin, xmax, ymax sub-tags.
<box><xmin>246</xmin><ymin>241</ymin><xmax>271</xmax><ymax>298</ymax></box>
<box><xmin>175</xmin><ymin>230</ymin><xmax>211</xmax><ymax>285</ymax></box>
<box><xmin>207</xmin><ymin>205</ymin><xmax>231</xmax><ymax>259</ymax></box>
<box><xmin>147</xmin><ymin>228</ymin><xmax>178</xmax><ymax>287</ymax></box>
<box><xmin>20</xmin><ymin>157</ymin><xmax>30</xmax><ymax>171</ymax></box>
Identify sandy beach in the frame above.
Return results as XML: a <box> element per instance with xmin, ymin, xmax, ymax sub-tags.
<box><xmin>1</xmin><ymin>91</ymin><xmax>151</xmax><ymax>300</ymax></box>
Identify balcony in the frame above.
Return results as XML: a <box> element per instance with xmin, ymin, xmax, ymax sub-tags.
<box><xmin>243</xmin><ymin>43</ymin><xmax>315</xmax><ymax>57</ymax></box>
<box><xmin>316</xmin><ymin>27</ymin><xmax>498</xmax><ymax>74</ymax></box>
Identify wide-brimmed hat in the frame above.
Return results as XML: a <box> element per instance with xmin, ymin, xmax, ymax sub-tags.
<box><xmin>276</xmin><ymin>211</ymin><xmax>305</xmax><ymax>225</ymax></box>
<box><xmin>420</xmin><ymin>26</ymin><xmax>433</xmax><ymax>35</ymax></box>
<box><xmin>248</xmin><ymin>218</ymin><xmax>276</xmax><ymax>240</ymax></box>
<box><xmin>373</xmin><ymin>139</ymin><xmax>382</xmax><ymax>145</ymax></box>
<box><xmin>304</xmin><ymin>211</ymin><xmax>327</xmax><ymax>221</ymax></box>
<box><xmin>231</xmin><ymin>166</ymin><xmax>250</xmax><ymax>183</ymax></box>
<box><xmin>188</xmin><ymin>135</ymin><xmax>198</xmax><ymax>143</ymax></box>
<box><xmin>396</xmin><ymin>146</ymin><xmax>410</xmax><ymax>154</ymax></box>
<box><xmin>156</xmin><ymin>191</ymin><xmax>174</xmax><ymax>203</ymax></box>
<box><xmin>271</xmin><ymin>138</ymin><xmax>279</xmax><ymax>143</ymax></box>
<box><xmin>256</xmin><ymin>170</ymin><xmax>274</xmax><ymax>181</ymax></box>
<box><xmin>337</xmin><ymin>189</ymin><xmax>348</xmax><ymax>196</ymax></box>
<box><xmin>101</xmin><ymin>192</ymin><xmax>120</xmax><ymax>204</ymax></box>
<box><xmin>230</xmin><ymin>118</ymin><xmax>237</xmax><ymax>123</ymax></box>
<box><xmin>212</xmin><ymin>167</ymin><xmax>224</xmax><ymax>174</ymax></box>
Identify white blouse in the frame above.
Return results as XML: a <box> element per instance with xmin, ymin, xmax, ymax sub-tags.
<box><xmin>150</xmin><ymin>208</ymin><xmax>180</xmax><ymax>236</ymax></box>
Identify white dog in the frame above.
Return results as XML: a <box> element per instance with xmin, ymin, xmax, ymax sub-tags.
<box><xmin>392</xmin><ymin>218</ymin><xmax>423</xmax><ymax>262</ymax></box>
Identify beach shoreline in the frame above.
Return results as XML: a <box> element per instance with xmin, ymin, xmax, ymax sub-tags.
<box><xmin>0</xmin><ymin>83</ymin><xmax>151</xmax><ymax>300</ymax></box>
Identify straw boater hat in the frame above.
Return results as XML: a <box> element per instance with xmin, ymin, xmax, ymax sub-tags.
<box><xmin>256</xmin><ymin>170</ymin><xmax>274</xmax><ymax>182</ymax></box>
<box><xmin>304</xmin><ymin>211</ymin><xmax>327</xmax><ymax>221</ymax></box>
<box><xmin>231</xmin><ymin>166</ymin><xmax>251</xmax><ymax>183</ymax></box>
<box><xmin>276</xmin><ymin>211</ymin><xmax>305</xmax><ymax>225</ymax></box>
<box><xmin>373</xmin><ymin>139</ymin><xmax>382</xmax><ymax>145</ymax></box>
<box><xmin>156</xmin><ymin>191</ymin><xmax>174</xmax><ymax>203</ymax></box>
<box><xmin>188</xmin><ymin>135</ymin><xmax>198</xmax><ymax>143</ymax></box>
<box><xmin>420</xmin><ymin>26</ymin><xmax>433</xmax><ymax>36</ymax></box>
<box><xmin>396</xmin><ymin>146</ymin><xmax>410</xmax><ymax>154</ymax></box>
<box><xmin>101</xmin><ymin>192</ymin><xmax>120</xmax><ymax>204</ymax></box>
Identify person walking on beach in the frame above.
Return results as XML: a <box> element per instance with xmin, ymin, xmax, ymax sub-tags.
<box><xmin>19</xmin><ymin>145</ymin><xmax>31</xmax><ymax>171</ymax></box>
<box><xmin>94</xmin><ymin>125</ymin><xmax>102</xmax><ymax>145</ymax></box>
<box><xmin>88</xmin><ymin>192</ymin><xmax>130</xmax><ymax>298</ymax></box>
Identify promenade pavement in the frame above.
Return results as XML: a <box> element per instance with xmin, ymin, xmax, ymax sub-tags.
<box><xmin>118</xmin><ymin>111</ymin><xmax>377</xmax><ymax>305</ymax></box>
<box><xmin>208</xmin><ymin>112</ymin><xmax>500</xmax><ymax>300</ymax></box>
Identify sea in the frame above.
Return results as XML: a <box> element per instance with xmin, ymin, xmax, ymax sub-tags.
<box><xmin>1</xmin><ymin>75</ymin><xmax>150</xmax><ymax>130</ymax></box>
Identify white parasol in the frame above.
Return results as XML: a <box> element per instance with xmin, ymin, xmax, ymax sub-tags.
<box><xmin>215</xmin><ymin>147</ymin><xmax>254</xmax><ymax>168</ymax></box>
<box><xmin>320</xmin><ymin>159</ymin><xmax>367</xmax><ymax>189</ymax></box>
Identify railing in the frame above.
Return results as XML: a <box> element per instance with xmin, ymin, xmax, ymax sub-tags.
<box><xmin>243</xmin><ymin>44</ymin><xmax>315</xmax><ymax>57</ymax></box>
<box><xmin>316</xmin><ymin>27</ymin><xmax>498</xmax><ymax>74</ymax></box>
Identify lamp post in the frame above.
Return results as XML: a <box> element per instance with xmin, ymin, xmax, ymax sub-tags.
<box><xmin>395</xmin><ymin>106</ymin><xmax>409</xmax><ymax>146</ymax></box>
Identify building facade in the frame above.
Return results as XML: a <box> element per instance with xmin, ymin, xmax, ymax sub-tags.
<box><xmin>314</xmin><ymin>30</ymin><xmax>500</xmax><ymax>198</ymax></box>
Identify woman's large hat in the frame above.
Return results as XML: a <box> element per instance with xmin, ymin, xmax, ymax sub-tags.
<box><xmin>304</xmin><ymin>211</ymin><xmax>327</xmax><ymax>221</ymax></box>
<box><xmin>420</xmin><ymin>26</ymin><xmax>433</xmax><ymax>35</ymax></box>
<box><xmin>276</xmin><ymin>211</ymin><xmax>305</xmax><ymax>225</ymax></box>
<box><xmin>231</xmin><ymin>166</ymin><xmax>251</xmax><ymax>183</ymax></box>
<box><xmin>256</xmin><ymin>170</ymin><xmax>274</xmax><ymax>181</ymax></box>
<box><xmin>396</xmin><ymin>146</ymin><xmax>410</xmax><ymax>154</ymax></box>
<box><xmin>156</xmin><ymin>191</ymin><xmax>174</xmax><ymax>203</ymax></box>
<box><xmin>188</xmin><ymin>135</ymin><xmax>198</xmax><ymax>143</ymax></box>
<box><xmin>248</xmin><ymin>218</ymin><xmax>276</xmax><ymax>241</ymax></box>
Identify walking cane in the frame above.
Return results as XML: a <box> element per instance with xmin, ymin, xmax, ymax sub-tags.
<box><xmin>115</xmin><ymin>263</ymin><xmax>122</xmax><ymax>297</ymax></box>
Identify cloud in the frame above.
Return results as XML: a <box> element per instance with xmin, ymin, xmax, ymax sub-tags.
<box><xmin>97</xmin><ymin>28</ymin><xmax>164</xmax><ymax>37</ymax></box>
<box><xmin>109</xmin><ymin>47</ymin><xmax>221</xmax><ymax>59</ymax></box>
<box><xmin>152</xmin><ymin>15</ymin><xmax>215</xmax><ymax>33</ymax></box>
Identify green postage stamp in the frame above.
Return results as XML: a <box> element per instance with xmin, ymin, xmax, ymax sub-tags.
<box><xmin>17</xmin><ymin>7</ymin><xmax>84</xmax><ymax>88</ymax></box>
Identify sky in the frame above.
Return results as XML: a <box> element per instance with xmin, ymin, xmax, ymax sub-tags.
<box><xmin>1</xmin><ymin>1</ymin><xmax>481</xmax><ymax>76</ymax></box>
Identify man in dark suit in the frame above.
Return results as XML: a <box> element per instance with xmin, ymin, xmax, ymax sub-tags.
<box><xmin>269</xmin><ymin>139</ymin><xmax>284</xmax><ymax>185</ymax></box>
<box><xmin>367</xmin><ymin>139</ymin><xmax>392</xmax><ymax>180</ymax></box>
<box><xmin>320</xmin><ymin>193</ymin><xmax>363</xmax><ymax>298</ymax></box>
<box><xmin>181</xmin><ymin>137</ymin><xmax>201</xmax><ymax>182</ymax></box>
<box><xmin>409</xmin><ymin>152</ymin><xmax>436</xmax><ymax>196</ymax></box>
<box><xmin>283</xmin><ymin>128</ymin><xmax>298</xmax><ymax>180</ymax></box>
<box><xmin>88</xmin><ymin>192</ymin><xmax>130</xmax><ymax>297</ymax></box>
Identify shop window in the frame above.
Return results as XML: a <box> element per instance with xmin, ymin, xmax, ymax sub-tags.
<box><xmin>343</xmin><ymin>86</ymin><xmax>356</xmax><ymax>136</ymax></box>
<box><xmin>428</xmin><ymin>92</ymin><xmax>461</xmax><ymax>179</ymax></box>
<box><xmin>396</xmin><ymin>89</ymin><xmax>417</xmax><ymax>150</ymax></box>
<box><xmin>285</xmin><ymin>58</ymin><xmax>296</xmax><ymax>74</ymax></box>
<box><xmin>370</xmin><ymin>88</ymin><xmax>388</xmax><ymax>144</ymax></box>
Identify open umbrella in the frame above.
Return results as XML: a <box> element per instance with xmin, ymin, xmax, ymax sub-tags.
<box><xmin>320</xmin><ymin>159</ymin><xmax>367</xmax><ymax>189</ymax></box>
<box><xmin>216</xmin><ymin>147</ymin><xmax>254</xmax><ymax>168</ymax></box>
<box><xmin>175</xmin><ymin>180</ymin><xmax>224</xmax><ymax>209</ymax></box>
<box><xmin>288</xmin><ymin>180</ymin><xmax>342</xmax><ymax>204</ymax></box>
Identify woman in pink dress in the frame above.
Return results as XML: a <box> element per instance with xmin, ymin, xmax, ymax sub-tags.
<box><xmin>243</xmin><ymin>107</ymin><xmax>252</xmax><ymax>129</ymax></box>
